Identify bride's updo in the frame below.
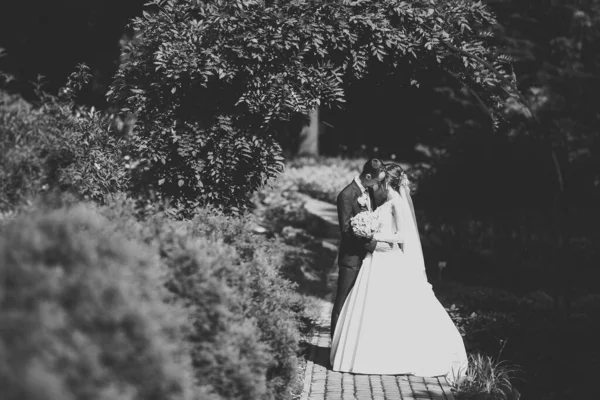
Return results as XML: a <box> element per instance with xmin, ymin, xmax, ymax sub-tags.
<box><xmin>384</xmin><ymin>163</ymin><xmax>405</xmax><ymax>193</ymax></box>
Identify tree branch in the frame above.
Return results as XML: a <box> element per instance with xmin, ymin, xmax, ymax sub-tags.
<box><xmin>443</xmin><ymin>67</ymin><xmax>493</xmax><ymax>120</ymax></box>
<box><xmin>440</xmin><ymin>38</ymin><xmax>533</xmax><ymax>117</ymax></box>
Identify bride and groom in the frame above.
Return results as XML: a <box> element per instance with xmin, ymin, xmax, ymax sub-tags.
<box><xmin>330</xmin><ymin>158</ymin><xmax>468</xmax><ymax>383</ymax></box>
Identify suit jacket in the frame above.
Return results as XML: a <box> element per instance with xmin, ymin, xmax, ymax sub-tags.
<box><xmin>336</xmin><ymin>180</ymin><xmax>377</xmax><ymax>268</ymax></box>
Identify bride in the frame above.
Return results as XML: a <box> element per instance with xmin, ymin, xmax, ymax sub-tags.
<box><xmin>330</xmin><ymin>163</ymin><xmax>468</xmax><ymax>383</ymax></box>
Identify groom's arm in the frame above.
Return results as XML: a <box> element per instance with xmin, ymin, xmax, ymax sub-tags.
<box><xmin>337</xmin><ymin>191</ymin><xmax>353</xmax><ymax>237</ymax></box>
<box><xmin>337</xmin><ymin>191</ymin><xmax>377</xmax><ymax>252</ymax></box>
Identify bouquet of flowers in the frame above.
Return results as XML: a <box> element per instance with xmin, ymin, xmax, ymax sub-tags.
<box><xmin>350</xmin><ymin>210</ymin><xmax>381</xmax><ymax>239</ymax></box>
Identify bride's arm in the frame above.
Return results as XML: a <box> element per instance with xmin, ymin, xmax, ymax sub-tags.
<box><xmin>392</xmin><ymin>194</ymin><xmax>403</xmax><ymax>238</ymax></box>
<box><xmin>373</xmin><ymin>195</ymin><xmax>404</xmax><ymax>243</ymax></box>
<box><xmin>373</xmin><ymin>231</ymin><xmax>403</xmax><ymax>243</ymax></box>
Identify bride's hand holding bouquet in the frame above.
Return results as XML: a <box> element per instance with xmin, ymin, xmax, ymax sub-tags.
<box><xmin>351</xmin><ymin>210</ymin><xmax>404</xmax><ymax>246</ymax></box>
<box><xmin>350</xmin><ymin>210</ymin><xmax>381</xmax><ymax>239</ymax></box>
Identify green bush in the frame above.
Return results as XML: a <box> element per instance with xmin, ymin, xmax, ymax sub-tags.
<box><xmin>0</xmin><ymin>70</ymin><xmax>131</xmax><ymax>211</ymax></box>
<box><xmin>160</xmin><ymin>235</ymin><xmax>274</xmax><ymax>400</ymax></box>
<box><xmin>0</xmin><ymin>197</ymin><xmax>307</xmax><ymax>400</ymax></box>
<box><xmin>255</xmin><ymin>177</ymin><xmax>310</xmax><ymax>234</ymax></box>
<box><xmin>275</xmin><ymin>157</ymin><xmax>365</xmax><ymax>204</ymax></box>
<box><xmin>155</xmin><ymin>209</ymin><xmax>304</xmax><ymax>399</ymax></box>
<box><xmin>290</xmin><ymin>163</ymin><xmax>359</xmax><ymax>204</ymax></box>
<box><xmin>0</xmin><ymin>204</ymin><xmax>199</xmax><ymax>400</ymax></box>
<box><xmin>95</xmin><ymin>199</ymin><xmax>305</xmax><ymax>399</ymax></box>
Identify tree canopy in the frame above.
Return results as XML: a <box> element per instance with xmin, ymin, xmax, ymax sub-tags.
<box><xmin>108</xmin><ymin>0</ymin><xmax>520</xmax><ymax>212</ymax></box>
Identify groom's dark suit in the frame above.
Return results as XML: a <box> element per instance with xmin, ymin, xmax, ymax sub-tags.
<box><xmin>330</xmin><ymin>180</ymin><xmax>378</xmax><ymax>338</ymax></box>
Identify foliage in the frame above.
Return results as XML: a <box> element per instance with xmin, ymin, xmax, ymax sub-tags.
<box><xmin>436</xmin><ymin>284</ymin><xmax>523</xmax><ymax>400</ymax></box>
<box><xmin>0</xmin><ymin>204</ymin><xmax>201</xmax><ymax>400</ymax></box>
<box><xmin>90</xmin><ymin>198</ymin><xmax>305</xmax><ymax>400</ymax></box>
<box><xmin>0</xmin><ymin>64</ymin><xmax>131</xmax><ymax>211</ymax></box>
<box><xmin>434</xmin><ymin>279</ymin><xmax>600</xmax><ymax>399</ymax></box>
<box><xmin>438</xmin><ymin>283</ymin><xmax>522</xmax><ymax>312</ymax></box>
<box><xmin>262</xmin><ymin>194</ymin><xmax>310</xmax><ymax>235</ymax></box>
<box><xmin>108</xmin><ymin>0</ymin><xmax>519</xmax><ymax>212</ymax></box>
<box><xmin>274</xmin><ymin>157</ymin><xmax>362</xmax><ymax>204</ymax></box>
<box><xmin>411</xmin><ymin>0</ymin><xmax>600</xmax><ymax>318</ymax></box>
<box><xmin>163</xmin><ymin>210</ymin><xmax>304</xmax><ymax>399</ymax></box>
<box><xmin>444</xmin><ymin>303</ymin><xmax>470</xmax><ymax>338</ymax></box>
<box><xmin>492</xmin><ymin>0</ymin><xmax>600</xmax><ymax>203</ymax></box>
<box><xmin>286</xmin><ymin>156</ymin><xmax>366</xmax><ymax>171</ymax></box>
<box><xmin>453</xmin><ymin>353</ymin><xmax>521</xmax><ymax>400</ymax></box>
<box><xmin>293</xmin><ymin>163</ymin><xmax>356</xmax><ymax>204</ymax></box>
<box><xmin>417</xmin><ymin>3</ymin><xmax>600</xmax><ymax>210</ymax></box>
<box><xmin>0</xmin><ymin>191</ymin><xmax>309</xmax><ymax>400</ymax></box>
<box><xmin>160</xmin><ymin>233</ymin><xmax>275</xmax><ymax>400</ymax></box>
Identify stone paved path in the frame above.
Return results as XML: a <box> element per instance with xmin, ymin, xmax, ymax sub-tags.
<box><xmin>300</xmin><ymin>195</ymin><xmax>456</xmax><ymax>400</ymax></box>
<box><xmin>300</xmin><ymin>301</ymin><xmax>456</xmax><ymax>400</ymax></box>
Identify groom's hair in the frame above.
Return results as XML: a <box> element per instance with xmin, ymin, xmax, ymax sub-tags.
<box><xmin>361</xmin><ymin>158</ymin><xmax>385</xmax><ymax>178</ymax></box>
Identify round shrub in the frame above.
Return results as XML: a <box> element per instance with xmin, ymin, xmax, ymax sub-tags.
<box><xmin>0</xmin><ymin>205</ymin><xmax>199</xmax><ymax>400</ymax></box>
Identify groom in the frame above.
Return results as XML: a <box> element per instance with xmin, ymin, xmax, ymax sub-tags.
<box><xmin>330</xmin><ymin>158</ymin><xmax>386</xmax><ymax>338</ymax></box>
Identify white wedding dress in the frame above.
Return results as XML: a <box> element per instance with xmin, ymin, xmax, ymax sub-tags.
<box><xmin>330</xmin><ymin>187</ymin><xmax>468</xmax><ymax>383</ymax></box>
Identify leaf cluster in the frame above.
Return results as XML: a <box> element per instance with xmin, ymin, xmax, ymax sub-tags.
<box><xmin>109</xmin><ymin>0</ymin><xmax>519</xmax><ymax>211</ymax></box>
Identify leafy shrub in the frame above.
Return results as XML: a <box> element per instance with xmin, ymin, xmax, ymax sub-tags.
<box><xmin>155</xmin><ymin>209</ymin><xmax>304</xmax><ymax>399</ymax></box>
<box><xmin>262</xmin><ymin>198</ymin><xmax>311</xmax><ymax>235</ymax></box>
<box><xmin>257</xmin><ymin>182</ymin><xmax>311</xmax><ymax>234</ymax></box>
<box><xmin>255</xmin><ymin>157</ymin><xmax>364</xmax><ymax>206</ymax></box>
<box><xmin>0</xmin><ymin>66</ymin><xmax>131</xmax><ymax>211</ymax></box>
<box><xmin>160</xmin><ymin>235</ymin><xmax>274</xmax><ymax>400</ymax></box>
<box><xmin>0</xmin><ymin>195</ymin><xmax>307</xmax><ymax>400</ymax></box>
<box><xmin>286</xmin><ymin>156</ymin><xmax>367</xmax><ymax>171</ymax></box>
<box><xmin>93</xmin><ymin>199</ymin><xmax>305</xmax><ymax>400</ymax></box>
<box><xmin>0</xmin><ymin>204</ymin><xmax>199</xmax><ymax>400</ymax></box>
<box><xmin>290</xmin><ymin>162</ymin><xmax>359</xmax><ymax>204</ymax></box>
<box><xmin>254</xmin><ymin>169</ymin><xmax>310</xmax><ymax>232</ymax></box>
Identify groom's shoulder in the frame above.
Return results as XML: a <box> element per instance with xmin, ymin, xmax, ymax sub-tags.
<box><xmin>337</xmin><ymin>181</ymin><xmax>357</xmax><ymax>201</ymax></box>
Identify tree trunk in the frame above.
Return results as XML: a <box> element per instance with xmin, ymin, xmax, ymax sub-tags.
<box><xmin>298</xmin><ymin>106</ymin><xmax>319</xmax><ymax>156</ymax></box>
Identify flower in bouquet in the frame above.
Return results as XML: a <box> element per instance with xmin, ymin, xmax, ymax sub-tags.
<box><xmin>357</xmin><ymin>193</ymin><xmax>370</xmax><ymax>208</ymax></box>
<box><xmin>350</xmin><ymin>210</ymin><xmax>381</xmax><ymax>239</ymax></box>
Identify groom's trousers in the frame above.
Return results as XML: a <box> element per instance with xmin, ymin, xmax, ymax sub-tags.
<box><xmin>330</xmin><ymin>264</ymin><xmax>361</xmax><ymax>339</ymax></box>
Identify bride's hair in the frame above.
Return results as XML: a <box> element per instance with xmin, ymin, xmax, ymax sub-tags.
<box><xmin>384</xmin><ymin>163</ymin><xmax>404</xmax><ymax>193</ymax></box>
